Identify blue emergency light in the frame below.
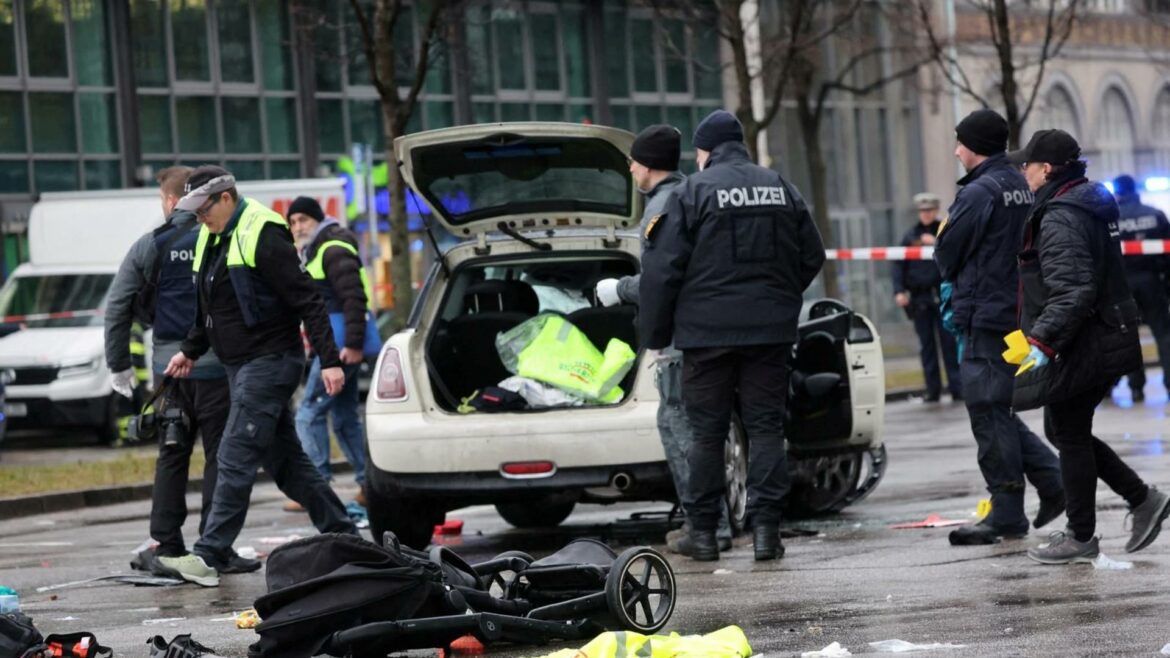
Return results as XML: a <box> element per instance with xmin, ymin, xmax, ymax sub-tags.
<box><xmin>1102</xmin><ymin>177</ymin><xmax>1170</xmax><ymax>194</ymax></box>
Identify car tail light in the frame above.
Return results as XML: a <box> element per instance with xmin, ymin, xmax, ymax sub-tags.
<box><xmin>501</xmin><ymin>461</ymin><xmax>557</xmax><ymax>478</ymax></box>
<box><xmin>375</xmin><ymin>347</ymin><xmax>408</xmax><ymax>401</ymax></box>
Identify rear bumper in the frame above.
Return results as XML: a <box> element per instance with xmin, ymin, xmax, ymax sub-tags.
<box><xmin>368</xmin><ymin>461</ymin><xmax>675</xmax><ymax>507</ymax></box>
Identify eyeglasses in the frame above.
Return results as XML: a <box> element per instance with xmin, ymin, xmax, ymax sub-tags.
<box><xmin>194</xmin><ymin>195</ymin><xmax>221</xmax><ymax>218</ymax></box>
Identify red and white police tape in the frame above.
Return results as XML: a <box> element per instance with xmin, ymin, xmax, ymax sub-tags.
<box><xmin>827</xmin><ymin>240</ymin><xmax>1170</xmax><ymax>260</ymax></box>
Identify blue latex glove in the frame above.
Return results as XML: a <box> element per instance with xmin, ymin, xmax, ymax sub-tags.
<box><xmin>939</xmin><ymin>281</ymin><xmax>958</xmax><ymax>336</ymax></box>
<box><xmin>1021</xmin><ymin>345</ymin><xmax>1050</xmax><ymax>372</ymax></box>
<box><xmin>956</xmin><ymin>335</ymin><xmax>965</xmax><ymax>362</ymax></box>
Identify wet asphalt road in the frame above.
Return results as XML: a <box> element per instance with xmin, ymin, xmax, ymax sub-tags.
<box><xmin>1</xmin><ymin>389</ymin><xmax>1169</xmax><ymax>657</ymax></box>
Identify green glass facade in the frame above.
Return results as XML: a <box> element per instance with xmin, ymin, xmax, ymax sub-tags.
<box><xmin>0</xmin><ymin>0</ymin><xmax>726</xmax><ymax>210</ymax></box>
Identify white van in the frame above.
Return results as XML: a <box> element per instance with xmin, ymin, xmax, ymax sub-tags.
<box><xmin>0</xmin><ymin>178</ymin><xmax>345</xmax><ymax>442</ymax></box>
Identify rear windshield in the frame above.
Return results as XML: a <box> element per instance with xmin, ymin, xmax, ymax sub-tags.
<box><xmin>0</xmin><ymin>274</ymin><xmax>113</xmax><ymax>328</ymax></box>
<box><xmin>410</xmin><ymin>136</ymin><xmax>632</xmax><ymax>225</ymax></box>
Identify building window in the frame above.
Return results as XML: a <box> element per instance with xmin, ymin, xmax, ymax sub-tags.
<box><xmin>1030</xmin><ymin>84</ymin><xmax>1080</xmax><ymax>138</ymax></box>
<box><xmin>24</xmin><ymin>0</ymin><xmax>68</xmax><ymax>78</ymax></box>
<box><xmin>0</xmin><ymin>0</ymin><xmax>16</xmax><ymax>76</ymax></box>
<box><xmin>1096</xmin><ymin>87</ymin><xmax>1136</xmax><ymax>179</ymax></box>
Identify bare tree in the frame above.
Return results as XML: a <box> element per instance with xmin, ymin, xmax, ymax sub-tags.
<box><xmin>344</xmin><ymin>0</ymin><xmax>454</xmax><ymax>328</ymax></box>
<box><xmin>914</xmin><ymin>0</ymin><xmax>1083</xmax><ymax>149</ymax></box>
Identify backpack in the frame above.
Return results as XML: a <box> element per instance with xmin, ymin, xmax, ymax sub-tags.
<box><xmin>0</xmin><ymin>612</ymin><xmax>45</xmax><ymax>658</ymax></box>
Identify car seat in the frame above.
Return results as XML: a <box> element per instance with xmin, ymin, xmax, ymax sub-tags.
<box><xmin>442</xmin><ymin>280</ymin><xmax>540</xmax><ymax>399</ymax></box>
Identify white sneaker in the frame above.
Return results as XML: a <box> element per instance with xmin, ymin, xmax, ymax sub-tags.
<box><xmin>154</xmin><ymin>554</ymin><xmax>219</xmax><ymax>587</ymax></box>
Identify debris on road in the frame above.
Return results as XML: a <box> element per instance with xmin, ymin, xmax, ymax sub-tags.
<box><xmin>235</xmin><ymin>608</ymin><xmax>260</xmax><ymax>629</ymax></box>
<box><xmin>1092</xmin><ymin>554</ymin><xmax>1133</xmax><ymax>570</ymax></box>
<box><xmin>36</xmin><ymin>575</ymin><xmax>183</xmax><ymax>593</ymax></box>
<box><xmin>868</xmin><ymin>639</ymin><xmax>966</xmax><ymax>652</ymax></box>
<box><xmin>1160</xmin><ymin>642</ymin><xmax>1170</xmax><ymax>655</ymax></box>
<box><xmin>801</xmin><ymin>641</ymin><xmax>853</xmax><ymax>657</ymax></box>
<box><xmin>890</xmin><ymin>514</ymin><xmax>969</xmax><ymax>529</ymax></box>
<box><xmin>713</xmin><ymin>568</ymin><xmax>735</xmax><ymax>575</ymax></box>
<box><xmin>142</xmin><ymin>617</ymin><xmax>186</xmax><ymax>626</ymax></box>
<box><xmin>258</xmin><ymin>535</ymin><xmax>303</xmax><ymax>545</ymax></box>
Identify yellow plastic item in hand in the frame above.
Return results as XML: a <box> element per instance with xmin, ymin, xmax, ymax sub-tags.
<box><xmin>526</xmin><ymin>625</ymin><xmax>752</xmax><ymax>658</ymax></box>
<box><xmin>1002</xmin><ymin>330</ymin><xmax>1030</xmax><ymax>365</ymax></box>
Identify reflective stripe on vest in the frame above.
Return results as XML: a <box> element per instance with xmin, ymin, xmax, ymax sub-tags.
<box><xmin>304</xmin><ymin>239</ymin><xmax>373</xmax><ymax>310</ymax></box>
<box><xmin>192</xmin><ymin>199</ymin><xmax>288</xmax><ymax>327</ymax></box>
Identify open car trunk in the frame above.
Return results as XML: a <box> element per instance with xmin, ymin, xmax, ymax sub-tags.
<box><xmin>425</xmin><ymin>252</ymin><xmax>640</xmax><ymax>412</ymax></box>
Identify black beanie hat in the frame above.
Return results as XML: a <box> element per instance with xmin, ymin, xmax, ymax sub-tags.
<box><xmin>287</xmin><ymin>196</ymin><xmax>325</xmax><ymax>222</ymax></box>
<box><xmin>955</xmin><ymin>109</ymin><xmax>1009</xmax><ymax>156</ymax></box>
<box><xmin>693</xmin><ymin>110</ymin><xmax>744</xmax><ymax>151</ymax></box>
<box><xmin>630</xmin><ymin>125</ymin><xmax>682</xmax><ymax>171</ymax></box>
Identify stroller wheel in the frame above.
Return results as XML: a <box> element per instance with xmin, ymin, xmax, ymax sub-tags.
<box><xmin>482</xmin><ymin>550</ymin><xmax>532</xmax><ymax>596</ymax></box>
<box><xmin>605</xmin><ymin>547</ymin><xmax>676</xmax><ymax>634</ymax></box>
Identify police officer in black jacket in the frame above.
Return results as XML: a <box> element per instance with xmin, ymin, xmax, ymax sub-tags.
<box><xmin>934</xmin><ymin>110</ymin><xmax>1064</xmax><ymax>546</ymax></box>
<box><xmin>893</xmin><ymin>193</ymin><xmax>961</xmax><ymax>402</ymax></box>
<box><xmin>157</xmin><ymin>166</ymin><xmax>357</xmax><ymax>587</ymax></box>
<box><xmin>641</xmin><ymin>110</ymin><xmax>825</xmax><ymax>562</ymax></box>
<box><xmin>1111</xmin><ymin>174</ymin><xmax>1170</xmax><ymax>402</ymax></box>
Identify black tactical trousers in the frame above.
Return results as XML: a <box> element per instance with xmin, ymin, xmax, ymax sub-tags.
<box><xmin>1125</xmin><ymin>273</ymin><xmax>1170</xmax><ymax>393</ymax></box>
<box><xmin>910</xmin><ymin>299</ymin><xmax>961</xmax><ymax>399</ymax></box>
<box><xmin>961</xmin><ymin>329</ymin><xmax>1063</xmax><ymax>532</ymax></box>
<box><xmin>1044</xmin><ymin>383</ymin><xmax>1148</xmax><ymax>541</ymax></box>
<box><xmin>150</xmin><ymin>377</ymin><xmax>230</xmax><ymax>557</ymax></box>
<box><xmin>682</xmin><ymin>344</ymin><xmax>792</xmax><ymax>531</ymax></box>
<box><xmin>193</xmin><ymin>351</ymin><xmax>356</xmax><ymax>567</ymax></box>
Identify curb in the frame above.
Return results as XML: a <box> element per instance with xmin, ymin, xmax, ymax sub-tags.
<box><xmin>0</xmin><ymin>460</ymin><xmax>354</xmax><ymax>522</ymax></box>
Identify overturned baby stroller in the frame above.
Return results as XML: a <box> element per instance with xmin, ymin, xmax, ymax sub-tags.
<box><xmin>249</xmin><ymin>533</ymin><xmax>676</xmax><ymax>658</ymax></box>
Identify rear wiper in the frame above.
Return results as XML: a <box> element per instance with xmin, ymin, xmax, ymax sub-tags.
<box><xmin>497</xmin><ymin>222</ymin><xmax>552</xmax><ymax>251</ymax></box>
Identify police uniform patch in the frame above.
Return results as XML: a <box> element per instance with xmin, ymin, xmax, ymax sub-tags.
<box><xmin>644</xmin><ymin>214</ymin><xmax>663</xmax><ymax>240</ymax></box>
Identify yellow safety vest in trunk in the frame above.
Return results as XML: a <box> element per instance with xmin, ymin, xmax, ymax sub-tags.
<box><xmin>496</xmin><ymin>314</ymin><xmax>635</xmax><ymax>404</ymax></box>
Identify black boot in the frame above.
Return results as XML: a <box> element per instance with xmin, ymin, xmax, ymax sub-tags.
<box><xmin>948</xmin><ymin>522</ymin><xmax>1027</xmax><ymax>546</ymax></box>
<box><xmin>1033</xmin><ymin>492</ymin><xmax>1066</xmax><ymax>529</ymax></box>
<box><xmin>753</xmin><ymin>525</ymin><xmax>784</xmax><ymax>560</ymax></box>
<box><xmin>688</xmin><ymin>529</ymin><xmax>719</xmax><ymax>561</ymax></box>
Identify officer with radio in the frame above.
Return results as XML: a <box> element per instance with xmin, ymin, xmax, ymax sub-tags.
<box><xmin>640</xmin><ymin>110</ymin><xmax>825</xmax><ymax>562</ymax></box>
<box><xmin>104</xmin><ymin>166</ymin><xmax>256</xmax><ymax>574</ymax></box>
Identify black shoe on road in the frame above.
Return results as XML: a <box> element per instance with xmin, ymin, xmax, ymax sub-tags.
<box><xmin>1132</xmin><ymin>389</ymin><xmax>1145</xmax><ymax>403</ymax></box>
<box><xmin>949</xmin><ymin>522</ymin><xmax>1027</xmax><ymax>546</ymax></box>
<box><xmin>219</xmin><ymin>552</ymin><xmax>263</xmax><ymax>574</ymax></box>
<box><xmin>669</xmin><ymin>533</ymin><xmax>731</xmax><ymax>556</ymax></box>
<box><xmin>1126</xmin><ymin>486</ymin><xmax>1170</xmax><ymax>553</ymax></box>
<box><xmin>1034</xmin><ymin>493</ymin><xmax>1066</xmax><ymax>529</ymax></box>
<box><xmin>687</xmin><ymin>530</ymin><xmax>720</xmax><ymax>562</ymax></box>
<box><xmin>753</xmin><ymin>525</ymin><xmax>784</xmax><ymax>561</ymax></box>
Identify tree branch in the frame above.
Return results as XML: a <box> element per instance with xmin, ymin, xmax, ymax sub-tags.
<box><xmin>347</xmin><ymin>0</ymin><xmax>389</xmax><ymax>98</ymax></box>
<box><xmin>1018</xmin><ymin>0</ymin><xmax>1082</xmax><ymax>128</ymax></box>
<box><xmin>399</xmin><ymin>0</ymin><xmax>450</xmax><ymax>126</ymax></box>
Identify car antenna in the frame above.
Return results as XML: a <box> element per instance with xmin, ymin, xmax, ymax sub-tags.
<box><xmin>497</xmin><ymin>222</ymin><xmax>552</xmax><ymax>251</ymax></box>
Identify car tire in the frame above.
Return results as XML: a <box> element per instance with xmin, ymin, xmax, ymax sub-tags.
<box><xmin>724</xmin><ymin>415</ymin><xmax>749</xmax><ymax>533</ymax></box>
<box><xmin>367</xmin><ymin>489</ymin><xmax>445</xmax><ymax>550</ymax></box>
<box><xmin>495</xmin><ymin>496</ymin><xmax>576</xmax><ymax>529</ymax></box>
<box><xmin>785</xmin><ymin>452</ymin><xmax>863</xmax><ymax>518</ymax></box>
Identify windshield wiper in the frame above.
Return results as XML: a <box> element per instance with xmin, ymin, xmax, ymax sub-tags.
<box><xmin>497</xmin><ymin>222</ymin><xmax>552</xmax><ymax>251</ymax></box>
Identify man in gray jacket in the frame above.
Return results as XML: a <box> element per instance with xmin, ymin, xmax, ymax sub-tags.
<box><xmin>594</xmin><ymin>125</ymin><xmax>734</xmax><ymax>556</ymax></box>
<box><xmin>104</xmin><ymin>166</ymin><xmax>256</xmax><ymax>574</ymax></box>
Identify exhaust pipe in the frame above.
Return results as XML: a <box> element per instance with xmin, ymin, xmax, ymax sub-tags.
<box><xmin>610</xmin><ymin>471</ymin><xmax>634</xmax><ymax>492</ymax></box>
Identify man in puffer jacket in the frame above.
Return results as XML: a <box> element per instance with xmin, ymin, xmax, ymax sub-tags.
<box><xmin>1010</xmin><ymin>129</ymin><xmax>1170</xmax><ymax>564</ymax></box>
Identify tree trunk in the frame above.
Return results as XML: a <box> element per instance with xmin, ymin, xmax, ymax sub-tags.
<box><xmin>384</xmin><ymin>114</ymin><xmax>414</xmax><ymax>332</ymax></box>
<box><xmin>723</xmin><ymin>0</ymin><xmax>759</xmax><ymax>163</ymax></box>
<box><xmin>992</xmin><ymin>0</ymin><xmax>1022</xmax><ymax>149</ymax></box>
<box><xmin>796</xmin><ymin>93</ymin><xmax>840</xmax><ymax>300</ymax></box>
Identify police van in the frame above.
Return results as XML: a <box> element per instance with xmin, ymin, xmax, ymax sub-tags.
<box><xmin>363</xmin><ymin>122</ymin><xmax>888</xmax><ymax>549</ymax></box>
<box><xmin>0</xmin><ymin>179</ymin><xmax>344</xmax><ymax>444</ymax></box>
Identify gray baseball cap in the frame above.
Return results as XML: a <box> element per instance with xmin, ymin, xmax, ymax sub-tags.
<box><xmin>175</xmin><ymin>165</ymin><xmax>237</xmax><ymax>212</ymax></box>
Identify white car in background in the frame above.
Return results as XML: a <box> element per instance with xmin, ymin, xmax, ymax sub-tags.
<box><xmin>363</xmin><ymin>123</ymin><xmax>888</xmax><ymax>549</ymax></box>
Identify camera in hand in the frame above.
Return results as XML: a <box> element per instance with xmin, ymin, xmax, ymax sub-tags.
<box><xmin>126</xmin><ymin>405</ymin><xmax>188</xmax><ymax>446</ymax></box>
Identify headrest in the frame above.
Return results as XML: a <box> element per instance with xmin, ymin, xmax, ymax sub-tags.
<box><xmin>464</xmin><ymin>279</ymin><xmax>539</xmax><ymax>315</ymax></box>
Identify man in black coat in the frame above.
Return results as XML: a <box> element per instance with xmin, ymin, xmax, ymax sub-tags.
<box><xmin>1010</xmin><ymin>130</ymin><xmax>1169</xmax><ymax>564</ymax></box>
<box><xmin>1111</xmin><ymin>174</ymin><xmax>1170</xmax><ymax>402</ymax></box>
<box><xmin>893</xmin><ymin>192</ymin><xmax>961</xmax><ymax>402</ymax></box>
<box><xmin>640</xmin><ymin>110</ymin><xmax>825</xmax><ymax>562</ymax></box>
<box><xmin>934</xmin><ymin>110</ymin><xmax>1064</xmax><ymax>546</ymax></box>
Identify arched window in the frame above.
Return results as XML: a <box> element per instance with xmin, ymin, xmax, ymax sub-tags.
<box><xmin>1032</xmin><ymin>85</ymin><xmax>1081</xmax><ymax>137</ymax></box>
<box><xmin>1096</xmin><ymin>87</ymin><xmax>1136</xmax><ymax>179</ymax></box>
<box><xmin>1151</xmin><ymin>87</ymin><xmax>1170</xmax><ymax>172</ymax></box>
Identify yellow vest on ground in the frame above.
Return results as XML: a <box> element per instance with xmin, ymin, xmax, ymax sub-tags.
<box><xmin>527</xmin><ymin>625</ymin><xmax>753</xmax><ymax>658</ymax></box>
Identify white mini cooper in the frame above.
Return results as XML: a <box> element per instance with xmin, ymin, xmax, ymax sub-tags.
<box><xmin>363</xmin><ymin>123</ymin><xmax>888</xmax><ymax>549</ymax></box>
